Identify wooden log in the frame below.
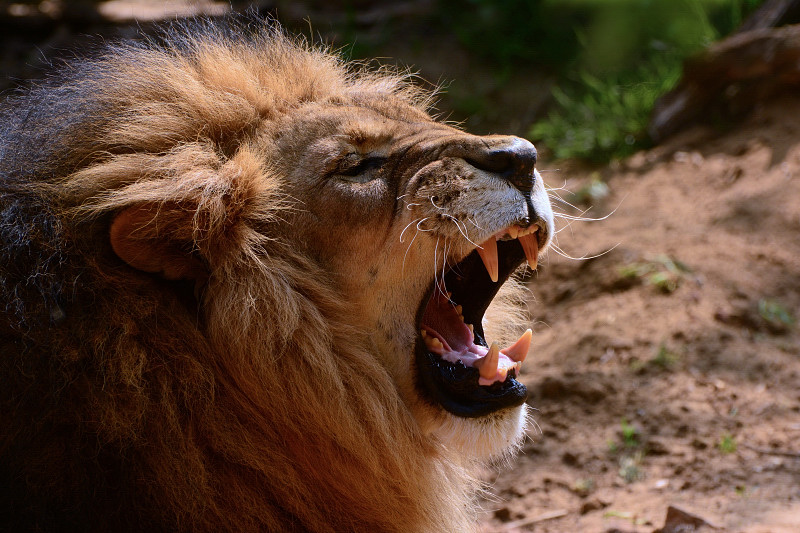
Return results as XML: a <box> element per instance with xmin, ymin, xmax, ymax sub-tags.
<box><xmin>649</xmin><ymin>24</ymin><xmax>800</xmax><ymax>142</ymax></box>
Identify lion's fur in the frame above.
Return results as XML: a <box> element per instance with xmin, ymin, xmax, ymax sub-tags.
<box><xmin>0</xmin><ymin>18</ymin><xmax>546</xmax><ymax>532</ymax></box>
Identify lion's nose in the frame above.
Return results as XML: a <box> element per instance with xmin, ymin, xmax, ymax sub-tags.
<box><xmin>465</xmin><ymin>137</ymin><xmax>537</xmax><ymax>193</ymax></box>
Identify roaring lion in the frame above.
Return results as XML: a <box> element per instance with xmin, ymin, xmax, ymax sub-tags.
<box><xmin>0</xmin><ymin>18</ymin><xmax>553</xmax><ymax>532</ymax></box>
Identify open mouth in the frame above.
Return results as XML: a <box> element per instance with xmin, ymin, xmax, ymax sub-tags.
<box><xmin>415</xmin><ymin>224</ymin><xmax>542</xmax><ymax>418</ymax></box>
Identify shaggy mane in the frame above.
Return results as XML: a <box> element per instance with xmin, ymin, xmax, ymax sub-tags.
<box><xmin>0</xmin><ymin>18</ymin><xmax>474</xmax><ymax>533</ymax></box>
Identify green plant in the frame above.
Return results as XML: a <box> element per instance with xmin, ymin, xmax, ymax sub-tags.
<box><xmin>651</xmin><ymin>343</ymin><xmax>680</xmax><ymax>369</ymax></box>
<box><xmin>618</xmin><ymin>452</ymin><xmax>645</xmax><ymax>483</ymax></box>
<box><xmin>620</xmin><ymin>418</ymin><xmax>640</xmax><ymax>448</ymax></box>
<box><xmin>527</xmin><ymin>0</ymin><xmax>764</xmax><ymax>162</ymax></box>
<box><xmin>758</xmin><ymin>299</ymin><xmax>796</xmax><ymax>331</ymax></box>
<box><xmin>718</xmin><ymin>433</ymin><xmax>737</xmax><ymax>454</ymax></box>
<box><xmin>619</xmin><ymin>255</ymin><xmax>692</xmax><ymax>293</ymax></box>
<box><xmin>632</xmin><ymin>343</ymin><xmax>681</xmax><ymax>372</ymax></box>
<box><xmin>530</xmin><ymin>60</ymin><xmax>679</xmax><ymax>161</ymax></box>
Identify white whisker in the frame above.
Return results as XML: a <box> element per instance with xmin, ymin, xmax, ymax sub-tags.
<box><xmin>400</xmin><ymin>217</ymin><xmax>425</xmax><ymax>243</ymax></box>
<box><xmin>442</xmin><ymin>213</ymin><xmax>480</xmax><ymax>248</ymax></box>
<box><xmin>402</xmin><ymin>226</ymin><xmax>420</xmax><ymax>273</ymax></box>
<box><xmin>549</xmin><ymin>242</ymin><xmax>619</xmax><ymax>261</ymax></box>
<box><xmin>430</xmin><ymin>196</ymin><xmax>445</xmax><ymax>210</ymax></box>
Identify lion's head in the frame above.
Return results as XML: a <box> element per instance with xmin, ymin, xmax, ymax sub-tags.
<box><xmin>0</xmin><ymin>18</ymin><xmax>552</xmax><ymax>532</ymax></box>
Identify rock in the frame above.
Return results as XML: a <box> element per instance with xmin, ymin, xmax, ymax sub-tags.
<box><xmin>580</xmin><ymin>498</ymin><xmax>609</xmax><ymax>515</ymax></box>
<box><xmin>652</xmin><ymin>505</ymin><xmax>721</xmax><ymax>533</ymax></box>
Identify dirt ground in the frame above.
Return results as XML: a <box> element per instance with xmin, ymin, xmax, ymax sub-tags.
<box><xmin>479</xmin><ymin>96</ymin><xmax>800</xmax><ymax>533</ymax></box>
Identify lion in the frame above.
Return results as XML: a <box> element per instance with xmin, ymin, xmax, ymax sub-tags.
<box><xmin>0</xmin><ymin>17</ymin><xmax>553</xmax><ymax>533</ymax></box>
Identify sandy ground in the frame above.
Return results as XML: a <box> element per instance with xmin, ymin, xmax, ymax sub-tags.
<box><xmin>479</xmin><ymin>96</ymin><xmax>800</xmax><ymax>533</ymax></box>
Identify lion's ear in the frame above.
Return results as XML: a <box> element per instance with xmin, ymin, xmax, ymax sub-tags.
<box><xmin>110</xmin><ymin>204</ymin><xmax>206</xmax><ymax>281</ymax></box>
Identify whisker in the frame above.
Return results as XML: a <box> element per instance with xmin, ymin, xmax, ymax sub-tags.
<box><xmin>430</xmin><ymin>196</ymin><xmax>446</xmax><ymax>210</ymax></box>
<box><xmin>442</xmin><ymin>213</ymin><xmax>480</xmax><ymax>248</ymax></box>
<box><xmin>466</xmin><ymin>217</ymin><xmax>485</xmax><ymax>232</ymax></box>
<box><xmin>416</xmin><ymin>219</ymin><xmax>434</xmax><ymax>232</ymax></box>
<box><xmin>402</xmin><ymin>226</ymin><xmax>420</xmax><ymax>273</ymax></box>
<box><xmin>400</xmin><ymin>217</ymin><xmax>425</xmax><ymax>243</ymax></box>
<box><xmin>549</xmin><ymin>242</ymin><xmax>619</xmax><ymax>261</ymax></box>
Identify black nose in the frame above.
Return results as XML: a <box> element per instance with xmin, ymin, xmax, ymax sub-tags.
<box><xmin>464</xmin><ymin>137</ymin><xmax>537</xmax><ymax>193</ymax></box>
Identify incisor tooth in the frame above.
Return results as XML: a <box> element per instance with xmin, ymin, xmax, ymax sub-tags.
<box><xmin>476</xmin><ymin>236</ymin><xmax>499</xmax><ymax>283</ymax></box>
<box><xmin>501</xmin><ymin>328</ymin><xmax>532</xmax><ymax>363</ymax></box>
<box><xmin>508</xmin><ymin>226</ymin><xmax>519</xmax><ymax>239</ymax></box>
<box><xmin>518</xmin><ymin>232</ymin><xmax>539</xmax><ymax>270</ymax></box>
<box><xmin>454</xmin><ymin>304</ymin><xmax>462</xmax><ymax>314</ymax></box>
<box><xmin>475</xmin><ymin>342</ymin><xmax>500</xmax><ymax>380</ymax></box>
<box><xmin>467</xmin><ymin>323</ymin><xmax>474</xmax><ymax>333</ymax></box>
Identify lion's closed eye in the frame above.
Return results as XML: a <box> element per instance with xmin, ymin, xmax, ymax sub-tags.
<box><xmin>333</xmin><ymin>153</ymin><xmax>387</xmax><ymax>183</ymax></box>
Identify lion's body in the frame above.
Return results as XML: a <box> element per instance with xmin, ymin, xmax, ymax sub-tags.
<box><xmin>0</xmin><ymin>18</ymin><xmax>552</xmax><ymax>532</ymax></box>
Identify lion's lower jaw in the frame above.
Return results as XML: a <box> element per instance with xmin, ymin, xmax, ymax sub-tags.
<box><xmin>432</xmin><ymin>403</ymin><xmax>529</xmax><ymax>459</ymax></box>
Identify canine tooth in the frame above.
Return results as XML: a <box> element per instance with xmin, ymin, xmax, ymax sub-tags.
<box><xmin>501</xmin><ymin>328</ymin><xmax>532</xmax><ymax>363</ymax></box>
<box><xmin>519</xmin><ymin>232</ymin><xmax>539</xmax><ymax>270</ymax></box>
<box><xmin>475</xmin><ymin>342</ymin><xmax>500</xmax><ymax>380</ymax></box>
<box><xmin>476</xmin><ymin>236</ymin><xmax>499</xmax><ymax>283</ymax></box>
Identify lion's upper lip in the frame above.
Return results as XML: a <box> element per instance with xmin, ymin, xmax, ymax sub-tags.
<box><xmin>414</xmin><ymin>223</ymin><xmax>543</xmax><ymax>418</ymax></box>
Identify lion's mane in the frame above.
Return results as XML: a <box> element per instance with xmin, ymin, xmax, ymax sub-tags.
<box><xmin>0</xmin><ymin>19</ymin><xmax>476</xmax><ymax>532</ymax></box>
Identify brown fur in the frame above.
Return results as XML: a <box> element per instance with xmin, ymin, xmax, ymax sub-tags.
<box><xmin>0</xmin><ymin>18</ymin><xmax>550</xmax><ymax>532</ymax></box>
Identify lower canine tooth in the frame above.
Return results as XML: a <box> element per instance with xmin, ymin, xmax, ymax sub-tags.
<box><xmin>475</xmin><ymin>342</ymin><xmax>500</xmax><ymax>380</ymax></box>
<box><xmin>519</xmin><ymin>232</ymin><xmax>539</xmax><ymax>270</ymax></box>
<box><xmin>501</xmin><ymin>328</ymin><xmax>532</xmax><ymax>363</ymax></box>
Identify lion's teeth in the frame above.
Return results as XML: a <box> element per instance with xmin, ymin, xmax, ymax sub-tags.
<box><xmin>501</xmin><ymin>328</ymin><xmax>532</xmax><ymax>363</ymax></box>
<box><xmin>508</xmin><ymin>225</ymin><xmax>519</xmax><ymax>239</ymax></box>
<box><xmin>454</xmin><ymin>304</ymin><xmax>462</xmax><ymax>315</ymax></box>
<box><xmin>475</xmin><ymin>342</ymin><xmax>500</xmax><ymax>381</ymax></box>
<box><xmin>424</xmin><ymin>334</ymin><xmax>444</xmax><ymax>353</ymax></box>
<box><xmin>518</xmin><ymin>231</ymin><xmax>539</xmax><ymax>270</ymax></box>
<box><xmin>476</xmin><ymin>236</ymin><xmax>499</xmax><ymax>283</ymax></box>
<box><xmin>466</xmin><ymin>323</ymin><xmax>474</xmax><ymax>333</ymax></box>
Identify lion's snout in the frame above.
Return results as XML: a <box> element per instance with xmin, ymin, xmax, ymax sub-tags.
<box><xmin>463</xmin><ymin>136</ymin><xmax>538</xmax><ymax>194</ymax></box>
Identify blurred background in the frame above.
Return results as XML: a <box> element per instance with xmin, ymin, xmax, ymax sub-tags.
<box><xmin>0</xmin><ymin>0</ymin><xmax>770</xmax><ymax>161</ymax></box>
<box><xmin>3</xmin><ymin>2</ymin><xmax>799</xmax><ymax>532</ymax></box>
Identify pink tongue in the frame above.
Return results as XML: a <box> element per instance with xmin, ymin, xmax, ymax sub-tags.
<box><xmin>420</xmin><ymin>292</ymin><xmax>477</xmax><ymax>355</ymax></box>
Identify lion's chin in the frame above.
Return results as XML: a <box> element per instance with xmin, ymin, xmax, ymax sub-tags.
<box><xmin>432</xmin><ymin>403</ymin><xmax>528</xmax><ymax>459</ymax></box>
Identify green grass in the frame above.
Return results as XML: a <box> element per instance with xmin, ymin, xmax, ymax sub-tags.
<box><xmin>718</xmin><ymin>433</ymin><xmax>738</xmax><ymax>454</ymax></box>
<box><xmin>619</xmin><ymin>255</ymin><xmax>692</xmax><ymax>294</ymax></box>
<box><xmin>525</xmin><ymin>0</ymin><xmax>763</xmax><ymax>162</ymax></box>
<box><xmin>758</xmin><ymin>299</ymin><xmax>796</xmax><ymax>331</ymax></box>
